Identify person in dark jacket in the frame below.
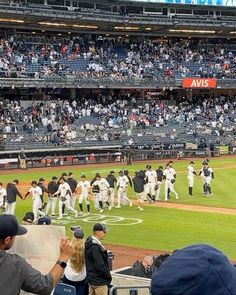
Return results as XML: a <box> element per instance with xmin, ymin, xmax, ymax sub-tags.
<box><xmin>132</xmin><ymin>171</ymin><xmax>145</xmax><ymax>211</ymax></box>
<box><xmin>85</xmin><ymin>223</ymin><xmax>112</xmax><ymax>295</ymax></box>
<box><xmin>6</xmin><ymin>179</ymin><xmax>23</xmax><ymax>215</ymax></box>
<box><xmin>131</xmin><ymin>256</ymin><xmax>154</xmax><ymax>278</ymax></box>
<box><xmin>38</xmin><ymin>178</ymin><xmax>49</xmax><ymax>208</ymax></box>
<box><xmin>155</xmin><ymin>166</ymin><xmax>163</xmax><ymax>201</ymax></box>
<box><xmin>106</xmin><ymin>171</ymin><xmax>117</xmax><ymax>208</ymax></box>
<box><xmin>46</xmin><ymin>176</ymin><xmax>59</xmax><ymax>216</ymax></box>
<box><xmin>67</xmin><ymin>172</ymin><xmax>78</xmax><ymax>209</ymax></box>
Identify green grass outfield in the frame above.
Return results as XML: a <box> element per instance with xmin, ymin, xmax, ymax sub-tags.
<box><xmin>1</xmin><ymin>157</ymin><xmax>236</xmax><ymax>258</ymax></box>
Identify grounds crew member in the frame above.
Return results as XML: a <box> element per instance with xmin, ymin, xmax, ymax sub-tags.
<box><xmin>6</xmin><ymin>179</ymin><xmax>23</xmax><ymax>215</ymax></box>
<box><xmin>0</xmin><ymin>214</ymin><xmax>73</xmax><ymax>295</ymax></box>
<box><xmin>85</xmin><ymin>223</ymin><xmax>112</xmax><ymax>295</ymax></box>
<box><xmin>106</xmin><ymin>171</ymin><xmax>117</xmax><ymax>208</ymax></box>
<box><xmin>46</xmin><ymin>176</ymin><xmax>59</xmax><ymax>216</ymax></box>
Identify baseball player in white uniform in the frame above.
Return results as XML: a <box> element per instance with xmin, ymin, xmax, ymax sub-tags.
<box><xmin>24</xmin><ymin>181</ymin><xmax>45</xmax><ymax>221</ymax></box>
<box><xmin>92</xmin><ymin>173</ymin><xmax>110</xmax><ymax>213</ymax></box>
<box><xmin>199</xmin><ymin>161</ymin><xmax>214</xmax><ymax>196</ymax></box>
<box><xmin>163</xmin><ymin>164</ymin><xmax>179</xmax><ymax>201</ymax></box>
<box><xmin>116</xmin><ymin>171</ymin><xmax>132</xmax><ymax>208</ymax></box>
<box><xmin>76</xmin><ymin>174</ymin><xmax>91</xmax><ymax>215</ymax></box>
<box><xmin>145</xmin><ymin>165</ymin><xmax>157</xmax><ymax>203</ymax></box>
<box><xmin>0</xmin><ymin>183</ymin><xmax>6</xmax><ymax>210</ymax></box>
<box><xmin>187</xmin><ymin>161</ymin><xmax>197</xmax><ymax>196</ymax></box>
<box><xmin>53</xmin><ymin>177</ymin><xmax>78</xmax><ymax>219</ymax></box>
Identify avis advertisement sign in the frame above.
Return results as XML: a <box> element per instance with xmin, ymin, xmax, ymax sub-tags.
<box><xmin>182</xmin><ymin>78</ymin><xmax>217</xmax><ymax>88</ymax></box>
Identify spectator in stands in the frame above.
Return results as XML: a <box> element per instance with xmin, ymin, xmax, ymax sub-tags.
<box><xmin>85</xmin><ymin>223</ymin><xmax>112</xmax><ymax>295</ymax></box>
<box><xmin>62</xmin><ymin>227</ymin><xmax>88</xmax><ymax>295</ymax></box>
<box><xmin>131</xmin><ymin>256</ymin><xmax>154</xmax><ymax>278</ymax></box>
<box><xmin>0</xmin><ymin>214</ymin><xmax>73</xmax><ymax>295</ymax></box>
<box><xmin>151</xmin><ymin>244</ymin><xmax>236</xmax><ymax>295</ymax></box>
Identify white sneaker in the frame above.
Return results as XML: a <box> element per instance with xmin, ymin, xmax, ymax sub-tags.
<box><xmin>99</xmin><ymin>209</ymin><xmax>104</xmax><ymax>213</ymax></box>
<box><xmin>116</xmin><ymin>205</ymin><xmax>121</xmax><ymax>208</ymax></box>
<box><xmin>130</xmin><ymin>201</ymin><xmax>133</xmax><ymax>207</ymax></box>
<box><xmin>57</xmin><ymin>217</ymin><xmax>63</xmax><ymax>219</ymax></box>
<box><xmin>176</xmin><ymin>194</ymin><xmax>179</xmax><ymax>200</ymax></box>
<box><xmin>108</xmin><ymin>206</ymin><xmax>112</xmax><ymax>211</ymax></box>
<box><xmin>139</xmin><ymin>207</ymin><xmax>144</xmax><ymax>211</ymax></box>
<box><xmin>75</xmin><ymin>211</ymin><xmax>78</xmax><ymax>218</ymax></box>
<box><xmin>138</xmin><ymin>206</ymin><xmax>140</xmax><ymax>210</ymax></box>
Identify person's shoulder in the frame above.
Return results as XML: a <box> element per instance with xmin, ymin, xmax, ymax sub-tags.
<box><xmin>3</xmin><ymin>252</ymin><xmax>27</xmax><ymax>266</ymax></box>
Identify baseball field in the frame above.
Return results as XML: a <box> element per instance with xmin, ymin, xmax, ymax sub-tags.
<box><xmin>1</xmin><ymin>156</ymin><xmax>236</xmax><ymax>261</ymax></box>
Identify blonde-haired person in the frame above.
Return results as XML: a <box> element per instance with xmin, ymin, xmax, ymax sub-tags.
<box><xmin>62</xmin><ymin>228</ymin><xmax>88</xmax><ymax>295</ymax></box>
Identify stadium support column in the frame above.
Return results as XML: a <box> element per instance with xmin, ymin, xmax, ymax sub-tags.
<box><xmin>70</xmin><ymin>88</ymin><xmax>76</xmax><ymax>100</ymax></box>
<box><xmin>44</xmin><ymin>0</ymin><xmax>47</xmax><ymax>5</ymax></box>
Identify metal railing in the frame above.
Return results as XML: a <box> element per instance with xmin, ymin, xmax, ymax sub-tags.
<box><xmin>109</xmin><ymin>285</ymin><xmax>151</xmax><ymax>295</ymax></box>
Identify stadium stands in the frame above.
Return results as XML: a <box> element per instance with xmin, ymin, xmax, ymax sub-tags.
<box><xmin>0</xmin><ymin>33</ymin><xmax>235</xmax><ymax>80</ymax></box>
<box><xmin>0</xmin><ymin>93</ymin><xmax>235</xmax><ymax>151</ymax></box>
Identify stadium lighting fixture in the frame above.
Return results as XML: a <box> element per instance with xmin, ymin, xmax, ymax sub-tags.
<box><xmin>169</xmin><ymin>29</ymin><xmax>215</xmax><ymax>34</ymax></box>
<box><xmin>0</xmin><ymin>18</ymin><xmax>24</xmax><ymax>23</ymax></box>
<box><xmin>230</xmin><ymin>31</ymin><xmax>236</xmax><ymax>34</ymax></box>
<box><xmin>38</xmin><ymin>22</ymin><xmax>67</xmax><ymax>26</ymax></box>
<box><xmin>73</xmin><ymin>25</ymin><xmax>98</xmax><ymax>29</ymax></box>
<box><xmin>145</xmin><ymin>27</ymin><xmax>152</xmax><ymax>31</ymax></box>
<box><xmin>114</xmin><ymin>26</ymin><xmax>139</xmax><ymax>30</ymax></box>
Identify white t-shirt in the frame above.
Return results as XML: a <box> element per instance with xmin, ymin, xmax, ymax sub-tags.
<box><xmin>163</xmin><ymin>168</ymin><xmax>176</xmax><ymax>181</ymax></box>
<box><xmin>145</xmin><ymin>170</ymin><xmax>157</xmax><ymax>183</ymax></box>
<box><xmin>117</xmin><ymin>175</ymin><xmax>129</xmax><ymax>188</ymax></box>
<box><xmin>77</xmin><ymin>181</ymin><xmax>90</xmax><ymax>195</ymax></box>
<box><xmin>64</xmin><ymin>262</ymin><xmax>86</xmax><ymax>282</ymax></box>
<box><xmin>93</xmin><ymin>179</ymin><xmax>110</xmax><ymax>191</ymax></box>
<box><xmin>0</xmin><ymin>187</ymin><xmax>6</xmax><ymax>206</ymax></box>
<box><xmin>29</xmin><ymin>186</ymin><xmax>42</xmax><ymax>200</ymax></box>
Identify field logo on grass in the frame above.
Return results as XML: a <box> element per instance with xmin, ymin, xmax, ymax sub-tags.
<box><xmin>52</xmin><ymin>213</ymin><xmax>143</xmax><ymax>226</ymax></box>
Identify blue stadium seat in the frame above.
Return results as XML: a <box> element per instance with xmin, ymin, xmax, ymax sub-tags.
<box><xmin>53</xmin><ymin>283</ymin><xmax>76</xmax><ymax>295</ymax></box>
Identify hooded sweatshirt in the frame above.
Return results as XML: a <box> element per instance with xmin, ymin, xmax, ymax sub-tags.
<box><xmin>85</xmin><ymin>236</ymin><xmax>112</xmax><ymax>286</ymax></box>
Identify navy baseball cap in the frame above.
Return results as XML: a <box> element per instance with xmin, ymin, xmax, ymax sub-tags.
<box><xmin>151</xmin><ymin>244</ymin><xmax>236</xmax><ymax>295</ymax></box>
<box><xmin>73</xmin><ymin>228</ymin><xmax>84</xmax><ymax>239</ymax></box>
<box><xmin>93</xmin><ymin>223</ymin><xmax>107</xmax><ymax>233</ymax></box>
<box><xmin>0</xmin><ymin>214</ymin><xmax>27</xmax><ymax>239</ymax></box>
